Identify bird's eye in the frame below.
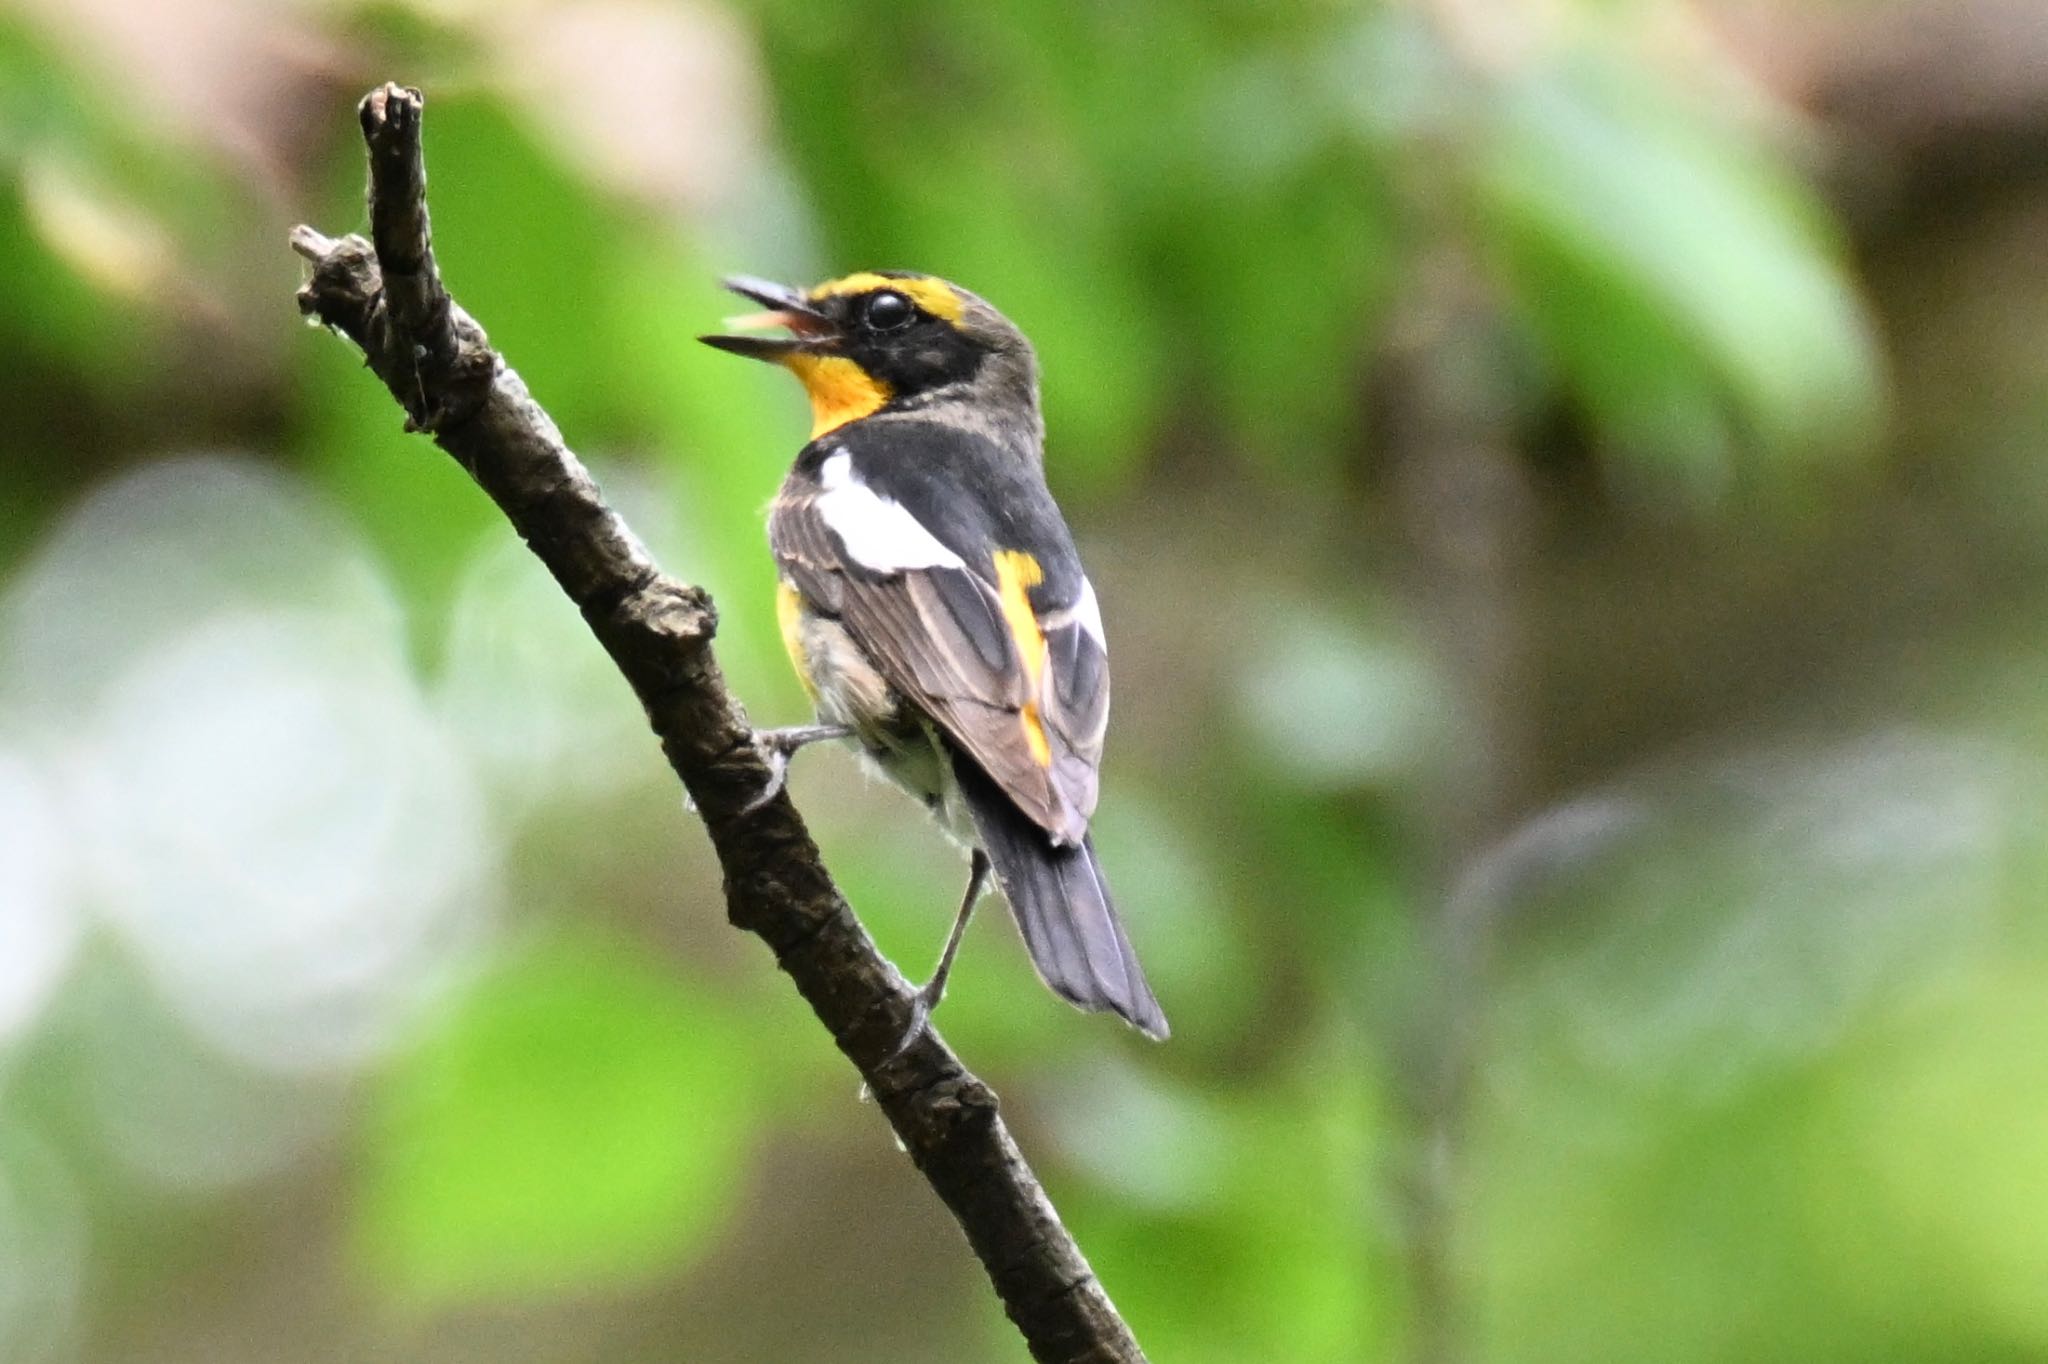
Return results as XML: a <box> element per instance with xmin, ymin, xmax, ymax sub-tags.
<box><xmin>863</xmin><ymin>291</ymin><xmax>914</xmax><ymax>332</ymax></box>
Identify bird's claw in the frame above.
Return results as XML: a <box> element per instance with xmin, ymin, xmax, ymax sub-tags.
<box><xmin>739</xmin><ymin>748</ymin><xmax>791</xmax><ymax>815</ymax></box>
<box><xmin>882</xmin><ymin>985</ymin><xmax>939</xmax><ymax>1064</ymax></box>
<box><xmin>741</xmin><ymin>724</ymin><xmax>853</xmax><ymax>815</ymax></box>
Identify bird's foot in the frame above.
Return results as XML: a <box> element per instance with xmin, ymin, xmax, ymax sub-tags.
<box><xmin>879</xmin><ymin>849</ymin><xmax>986</xmax><ymax>1060</ymax></box>
<box><xmin>882</xmin><ymin>978</ymin><xmax>946</xmax><ymax>1064</ymax></box>
<box><xmin>741</xmin><ymin>723</ymin><xmax>853</xmax><ymax>814</ymax></box>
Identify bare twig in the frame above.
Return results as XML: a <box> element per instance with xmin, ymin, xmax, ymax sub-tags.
<box><xmin>291</xmin><ymin>82</ymin><xmax>1146</xmax><ymax>1364</ymax></box>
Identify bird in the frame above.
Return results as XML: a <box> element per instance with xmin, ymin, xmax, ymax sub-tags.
<box><xmin>700</xmin><ymin>270</ymin><xmax>1168</xmax><ymax>1044</ymax></box>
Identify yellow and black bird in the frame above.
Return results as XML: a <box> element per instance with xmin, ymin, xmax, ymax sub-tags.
<box><xmin>701</xmin><ymin>270</ymin><xmax>1168</xmax><ymax>1042</ymax></box>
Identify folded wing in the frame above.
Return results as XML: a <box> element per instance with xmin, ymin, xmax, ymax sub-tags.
<box><xmin>771</xmin><ymin>451</ymin><xmax>1108</xmax><ymax>845</ymax></box>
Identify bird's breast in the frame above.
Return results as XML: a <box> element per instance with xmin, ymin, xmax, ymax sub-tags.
<box><xmin>779</xmin><ymin>579</ymin><xmax>900</xmax><ymax>738</ymax></box>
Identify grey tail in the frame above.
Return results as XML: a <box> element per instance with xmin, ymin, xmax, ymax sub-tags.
<box><xmin>954</xmin><ymin>755</ymin><xmax>1169</xmax><ymax>1040</ymax></box>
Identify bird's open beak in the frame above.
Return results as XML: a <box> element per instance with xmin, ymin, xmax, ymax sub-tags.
<box><xmin>699</xmin><ymin>276</ymin><xmax>837</xmax><ymax>362</ymax></box>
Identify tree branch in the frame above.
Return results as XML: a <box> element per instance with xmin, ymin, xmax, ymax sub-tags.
<box><xmin>291</xmin><ymin>82</ymin><xmax>1146</xmax><ymax>1364</ymax></box>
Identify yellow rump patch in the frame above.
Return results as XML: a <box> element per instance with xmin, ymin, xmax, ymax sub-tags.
<box><xmin>992</xmin><ymin>550</ymin><xmax>1052</xmax><ymax>768</ymax></box>
<box><xmin>775</xmin><ymin>579</ymin><xmax>819</xmax><ymax>702</ymax></box>
<box><xmin>782</xmin><ymin>353</ymin><xmax>891</xmax><ymax>438</ymax></box>
<box><xmin>809</xmin><ymin>272</ymin><xmax>965</xmax><ymax>323</ymax></box>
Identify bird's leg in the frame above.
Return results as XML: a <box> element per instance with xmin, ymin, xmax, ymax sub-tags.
<box><xmin>918</xmin><ymin>848</ymin><xmax>990</xmax><ymax>1015</ymax></box>
<box><xmin>887</xmin><ymin>848</ymin><xmax>991</xmax><ymax>1059</ymax></box>
<box><xmin>742</xmin><ymin>723</ymin><xmax>854</xmax><ymax>813</ymax></box>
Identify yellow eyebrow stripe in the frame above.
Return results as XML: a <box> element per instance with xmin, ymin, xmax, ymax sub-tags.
<box><xmin>992</xmin><ymin>550</ymin><xmax>1052</xmax><ymax>767</ymax></box>
<box><xmin>809</xmin><ymin>272</ymin><xmax>965</xmax><ymax>323</ymax></box>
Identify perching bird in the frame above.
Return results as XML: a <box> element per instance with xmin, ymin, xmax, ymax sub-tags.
<box><xmin>701</xmin><ymin>270</ymin><xmax>1168</xmax><ymax>1043</ymax></box>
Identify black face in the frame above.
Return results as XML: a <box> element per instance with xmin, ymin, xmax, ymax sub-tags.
<box><xmin>701</xmin><ymin>274</ymin><xmax>990</xmax><ymax>402</ymax></box>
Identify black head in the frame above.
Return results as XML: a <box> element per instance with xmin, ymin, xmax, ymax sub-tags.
<box><xmin>701</xmin><ymin>271</ymin><xmax>1038</xmax><ymax>437</ymax></box>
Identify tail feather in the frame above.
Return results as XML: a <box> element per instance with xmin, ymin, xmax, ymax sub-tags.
<box><xmin>955</xmin><ymin>757</ymin><xmax>1169</xmax><ymax>1040</ymax></box>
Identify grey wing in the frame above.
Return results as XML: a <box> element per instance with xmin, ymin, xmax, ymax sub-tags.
<box><xmin>770</xmin><ymin>490</ymin><xmax>1100</xmax><ymax>844</ymax></box>
<box><xmin>1035</xmin><ymin>585</ymin><xmax>1110</xmax><ymax>823</ymax></box>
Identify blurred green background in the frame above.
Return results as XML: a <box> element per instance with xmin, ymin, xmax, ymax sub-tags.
<box><xmin>2</xmin><ymin>0</ymin><xmax>2047</xmax><ymax>1359</ymax></box>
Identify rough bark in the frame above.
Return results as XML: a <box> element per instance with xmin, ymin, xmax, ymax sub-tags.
<box><xmin>291</xmin><ymin>82</ymin><xmax>1145</xmax><ymax>1364</ymax></box>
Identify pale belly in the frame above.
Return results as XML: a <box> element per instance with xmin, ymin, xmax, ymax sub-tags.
<box><xmin>782</xmin><ymin>587</ymin><xmax>978</xmax><ymax>845</ymax></box>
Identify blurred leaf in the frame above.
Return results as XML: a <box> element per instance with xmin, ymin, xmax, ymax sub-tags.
<box><xmin>420</xmin><ymin>100</ymin><xmax>637</xmax><ymax>442</ymax></box>
<box><xmin>752</xmin><ymin>10</ymin><xmax>1171</xmax><ymax>494</ymax></box>
<box><xmin>1085</xmin><ymin>793</ymin><xmax>1259</xmax><ymax>1045</ymax></box>
<box><xmin>1061</xmin><ymin>1037</ymin><xmax>1386</xmax><ymax>1363</ymax></box>
<box><xmin>0</xmin><ymin>1123</ymin><xmax>85</xmax><ymax>1364</ymax></box>
<box><xmin>296</xmin><ymin>92</ymin><xmax>643</xmax><ymax>640</ymax></box>
<box><xmin>0</xmin><ymin>172</ymin><xmax>149</xmax><ymax>388</ymax></box>
<box><xmin>358</xmin><ymin>930</ymin><xmax>758</xmax><ymax>1305</ymax></box>
<box><xmin>1471</xmin><ymin>1073</ymin><xmax>1850</xmax><ymax>1364</ymax></box>
<box><xmin>1163</xmin><ymin>160</ymin><xmax>1393</xmax><ymax>470</ymax></box>
<box><xmin>610</xmin><ymin>243</ymin><xmax>807</xmax><ymax>700</ymax></box>
<box><xmin>0</xmin><ymin>17</ymin><xmax>252</xmax><ymax>376</ymax></box>
<box><xmin>1473</xmin><ymin>59</ymin><xmax>1885</xmax><ymax>481</ymax></box>
<box><xmin>1493</xmin><ymin>735</ymin><xmax>2029</xmax><ymax>1098</ymax></box>
<box><xmin>0</xmin><ymin>753</ymin><xmax>74</xmax><ymax>1045</ymax></box>
<box><xmin>1807</xmin><ymin>968</ymin><xmax>2048</xmax><ymax>1352</ymax></box>
<box><xmin>1465</xmin><ymin>732</ymin><xmax>2048</xmax><ymax>1363</ymax></box>
<box><xmin>1231</xmin><ymin>599</ymin><xmax>1446</xmax><ymax>789</ymax></box>
<box><xmin>867</xmin><ymin>145</ymin><xmax>1172</xmax><ymax>495</ymax></box>
<box><xmin>0</xmin><ymin>22</ymin><xmax>151</xmax><ymax>389</ymax></box>
<box><xmin>292</xmin><ymin>311</ymin><xmax>496</xmax><ymax>622</ymax></box>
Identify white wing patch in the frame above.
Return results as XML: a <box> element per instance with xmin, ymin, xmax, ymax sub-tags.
<box><xmin>1073</xmin><ymin>579</ymin><xmax>1106</xmax><ymax>650</ymax></box>
<box><xmin>815</xmin><ymin>451</ymin><xmax>965</xmax><ymax>573</ymax></box>
<box><xmin>1040</xmin><ymin>578</ymin><xmax>1107</xmax><ymax>652</ymax></box>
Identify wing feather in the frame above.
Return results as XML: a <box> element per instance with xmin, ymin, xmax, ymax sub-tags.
<box><xmin>770</xmin><ymin>483</ymin><xmax>1107</xmax><ymax>844</ymax></box>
